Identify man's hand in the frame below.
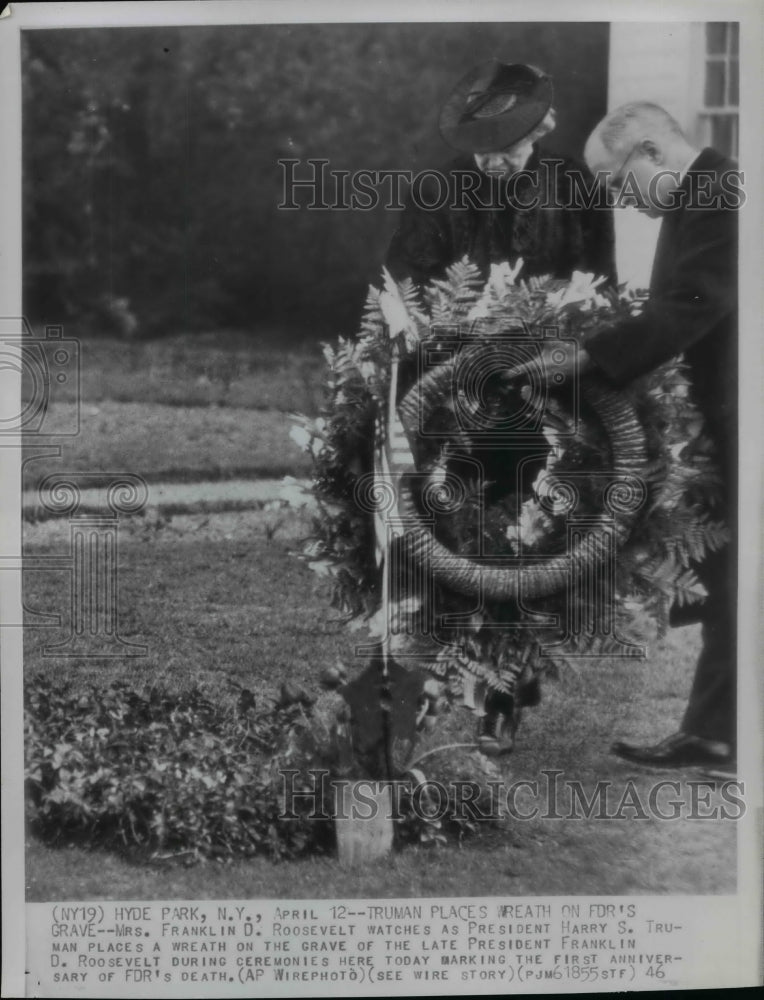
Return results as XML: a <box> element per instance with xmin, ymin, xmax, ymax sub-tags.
<box><xmin>507</xmin><ymin>343</ymin><xmax>592</xmax><ymax>384</ymax></box>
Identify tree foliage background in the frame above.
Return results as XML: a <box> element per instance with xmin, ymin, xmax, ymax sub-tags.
<box><xmin>23</xmin><ymin>23</ymin><xmax>609</xmax><ymax>340</ymax></box>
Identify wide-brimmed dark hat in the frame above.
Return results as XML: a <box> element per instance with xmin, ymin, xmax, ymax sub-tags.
<box><xmin>439</xmin><ymin>61</ymin><xmax>553</xmax><ymax>153</ymax></box>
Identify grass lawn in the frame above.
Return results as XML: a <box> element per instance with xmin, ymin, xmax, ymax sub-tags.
<box><xmin>23</xmin><ymin>401</ymin><xmax>311</xmax><ymax>492</ymax></box>
<box><xmin>21</xmin><ymin>331</ymin><xmax>737</xmax><ymax>902</ymax></box>
<box><xmin>22</xmin><ymin>333</ymin><xmax>321</xmax><ymax>492</ymax></box>
<box><xmin>24</xmin><ymin>520</ymin><xmax>736</xmax><ymax>901</ymax></box>
<box><xmin>26</xmin><ymin>332</ymin><xmax>327</xmax><ymax>413</ymax></box>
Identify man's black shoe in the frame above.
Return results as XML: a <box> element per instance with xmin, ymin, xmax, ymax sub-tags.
<box><xmin>611</xmin><ymin>731</ymin><xmax>732</xmax><ymax>769</ymax></box>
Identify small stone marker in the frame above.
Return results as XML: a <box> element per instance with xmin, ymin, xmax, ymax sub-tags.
<box><xmin>335</xmin><ymin>781</ymin><xmax>394</xmax><ymax>866</ymax></box>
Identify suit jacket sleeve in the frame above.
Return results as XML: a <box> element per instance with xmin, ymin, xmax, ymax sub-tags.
<box><xmin>580</xmin><ymin>197</ymin><xmax>617</xmax><ymax>287</ymax></box>
<box><xmin>585</xmin><ymin>202</ymin><xmax>737</xmax><ymax>384</ymax></box>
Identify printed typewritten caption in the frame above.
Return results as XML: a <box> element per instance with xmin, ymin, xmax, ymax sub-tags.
<box><xmin>26</xmin><ymin>895</ymin><xmax>742</xmax><ymax>995</ymax></box>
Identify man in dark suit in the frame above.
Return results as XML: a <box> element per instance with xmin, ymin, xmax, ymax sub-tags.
<box><xmin>385</xmin><ymin>61</ymin><xmax>615</xmax><ymax>287</ymax></box>
<box><xmin>534</xmin><ymin>102</ymin><xmax>739</xmax><ymax>769</ymax></box>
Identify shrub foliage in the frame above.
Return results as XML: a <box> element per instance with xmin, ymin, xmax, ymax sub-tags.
<box><xmin>23</xmin><ymin>24</ymin><xmax>609</xmax><ymax>336</ymax></box>
<box><xmin>25</xmin><ymin>676</ymin><xmax>500</xmax><ymax>861</ymax></box>
<box><xmin>24</xmin><ymin>678</ymin><xmax>325</xmax><ymax>862</ymax></box>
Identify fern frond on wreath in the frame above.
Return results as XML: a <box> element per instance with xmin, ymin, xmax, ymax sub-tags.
<box><xmin>293</xmin><ymin>260</ymin><xmax>726</xmax><ymax>695</ymax></box>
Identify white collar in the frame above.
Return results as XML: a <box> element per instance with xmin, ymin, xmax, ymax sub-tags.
<box><xmin>677</xmin><ymin>151</ymin><xmax>701</xmax><ymax>184</ymax></box>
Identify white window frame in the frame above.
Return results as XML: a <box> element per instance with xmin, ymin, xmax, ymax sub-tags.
<box><xmin>697</xmin><ymin>21</ymin><xmax>739</xmax><ymax>158</ymax></box>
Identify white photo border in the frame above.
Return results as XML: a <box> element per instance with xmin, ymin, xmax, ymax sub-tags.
<box><xmin>2</xmin><ymin>1</ymin><xmax>762</xmax><ymax>995</ymax></box>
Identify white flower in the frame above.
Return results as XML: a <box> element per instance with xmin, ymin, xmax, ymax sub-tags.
<box><xmin>466</xmin><ymin>298</ymin><xmax>490</xmax><ymax>321</ymax></box>
<box><xmin>547</xmin><ymin>271</ymin><xmax>608</xmax><ymax>309</ymax></box>
<box><xmin>541</xmin><ymin>424</ymin><xmax>564</xmax><ymax>464</ymax></box>
<box><xmin>579</xmin><ymin>291</ymin><xmax>610</xmax><ymax>312</ymax></box>
<box><xmin>488</xmin><ymin>258</ymin><xmax>524</xmax><ymax>295</ymax></box>
<box><xmin>531</xmin><ymin>470</ymin><xmax>569</xmax><ymax>515</ymax></box>
<box><xmin>620</xmin><ymin>281</ymin><xmax>649</xmax><ymax>316</ymax></box>
<box><xmin>505</xmin><ymin>498</ymin><xmax>552</xmax><ymax>550</ymax></box>
<box><xmin>506</xmin><ymin>513</ymin><xmax>521</xmax><ymax>542</ymax></box>
<box><xmin>519</xmin><ymin>498</ymin><xmax>552</xmax><ymax>546</ymax></box>
<box><xmin>358</xmin><ymin>360</ymin><xmax>377</xmax><ymax>383</ymax></box>
<box><xmin>686</xmin><ymin>417</ymin><xmax>703</xmax><ymax>439</ymax></box>
<box><xmin>308</xmin><ymin>559</ymin><xmax>335</xmax><ymax>578</ymax></box>
<box><xmin>428</xmin><ymin>463</ymin><xmax>448</xmax><ymax>489</ymax></box>
<box><xmin>289</xmin><ymin>424</ymin><xmax>312</xmax><ymax>451</ymax></box>
<box><xmin>365</xmin><ymin>606</ymin><xmax>386</xmax><ymax>637</ymax></box>
<box><xmin>290</xmin><ymin>416</ymin><xmax>325</xmax><ymax>457</ymax></box>
<box><xmin>622</xmin><ymin>284</ymin><xmax>648</xmax><ymax>316</ymax></box>
<box><xmin>467</xmin><ymin>258</ymin><xmax>525</xmax><ymax>320</ymax></box>
<box><xmin>531</xmin><ymin>468</ymin><xmax>550</xmax><ymax>496</ymax></box>
<box><xmin>391</xmin><ymin>596</ymin><xmax>423</xmax><ymax>622</ymax></box>
<box><xmin>569</xmin><ymin>269</ymin><xmax>607</xmax><ymax>296</ymax></box>
<box><xmin>279</xmin><ymin>476</ymin><xmax>312</xmax><ymax>508</ymax></box>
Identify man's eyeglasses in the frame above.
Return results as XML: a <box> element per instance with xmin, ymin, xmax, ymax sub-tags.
<box><xmin>606</xmin><ymin>142</ymin><xmax>642</xmax><ymax>195</ymax></box>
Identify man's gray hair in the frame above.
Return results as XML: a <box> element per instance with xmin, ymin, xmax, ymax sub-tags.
<box><xmin>596</xmin><ymin>102</ymin><xmax>685</xmax><ymax>153</ymax></box>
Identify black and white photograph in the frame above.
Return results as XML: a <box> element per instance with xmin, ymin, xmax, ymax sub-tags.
<box><xmin>1</xmin><ymin>1</ymin><xmax>762</xmax><ymax>995</ymax></box>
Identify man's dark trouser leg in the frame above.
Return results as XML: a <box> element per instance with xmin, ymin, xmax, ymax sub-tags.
<box><xmin>680</xmin><ymin>544</ymin><xmax>736</xmax><ymax>747</ymax></box>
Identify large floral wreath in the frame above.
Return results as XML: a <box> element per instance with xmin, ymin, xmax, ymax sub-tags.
<box><xmin>292</xmin><ymin>259</ymin><xmax>727</xmax><ymax>702</ymax></box>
